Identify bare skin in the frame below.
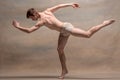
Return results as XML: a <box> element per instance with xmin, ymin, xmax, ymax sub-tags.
<box><xmin>12</xmin><ymin>3</ymin><xmax>115</xmax><ymax>79</ymax></box>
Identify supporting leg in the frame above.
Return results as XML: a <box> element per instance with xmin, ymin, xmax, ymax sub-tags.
<box><xmin>57</xmin><ymin>33</ymin><xmax>69</xmax><ymax>79</ymax></box>
<box><xmin>71</xmin><ymin>19</ymin><xmax>115</xmax><ymax>38</ymax></box>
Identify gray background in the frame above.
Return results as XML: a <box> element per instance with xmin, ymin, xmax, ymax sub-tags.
<box><xmin>0</xmin><ymin>0</ymin><xmax>120</xmax><ymax>78</ymax></box>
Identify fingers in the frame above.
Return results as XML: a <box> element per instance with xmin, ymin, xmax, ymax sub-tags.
<box><xmin>72</xmin><ymin>3</ymin><xmax>80</xmax><ymax>8</ymax></box>
<box><xmin>12</xmin><ymin>20</ymin><xmax>15</xmax><ymax>26</ymax></box>
<box><xmin>12</xmin><ymin>20</ymin><xmax>16</xmax><ymax>24</ymax></box>
<box><xmin>13</xmin><ymin>20</ymin><xmax>19</xmax><ymax>24</ymax></box>
<box><xmin>12</xmin><ymin>20</ymin><xmax>16</xmax><ymax>26</ymax></box>
<box><xmin>13</xmin><ymin>20</ymin><xmax>17</xmax><ymax>23</ymax></box>
<box><xmin>110</xmin><ymin>19</ymin><xmax>115</xmax><ymax>23</ymax></box>
<box><xmin>74</xmin><ymin>3</ymin><xmax>80</xmax><ymax>8</ymax></box>
<box><xmin>12</xmin><ymin>19</ymin><xmax>19</xmax><ymax>27</ymax></box>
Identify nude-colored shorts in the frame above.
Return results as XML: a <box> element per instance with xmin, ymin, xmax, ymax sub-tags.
<box><xmin>60</xmin><ymin>22</ymin><xmax>74</xmax><ymax>36</ymax></box>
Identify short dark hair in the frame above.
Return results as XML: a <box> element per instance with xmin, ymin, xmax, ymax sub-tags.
<box><xmin>26</xmin><ymin>8</ymin><xmax>37</xmax><ymax>18</ymax></box>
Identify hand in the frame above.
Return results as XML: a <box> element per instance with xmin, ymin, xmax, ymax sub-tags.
<box><xmin>72</xmin><ymin>3</ymin><xmax>80</xmax><ymax>8</ymax></box>
<box><xmin>12</xmin><ymin>20</ymin><xmax>20</xmax><ymax>28</ymax></box>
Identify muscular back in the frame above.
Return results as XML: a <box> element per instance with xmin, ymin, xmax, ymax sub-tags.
<box><xmin>40</xmin><ymin>10</ymin><xmax>64</xmax><ymax>31</ymax></box>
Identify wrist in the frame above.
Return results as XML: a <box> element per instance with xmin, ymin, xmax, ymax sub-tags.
<box><xmin>69</xmin><ymin>3</ymin><xmax>73</xmax><ymax>6</ymax></box>
<box><xmin>15</xmin><ymin>25</ymin><xmax>20</xmax><ymax>28</ymax></box>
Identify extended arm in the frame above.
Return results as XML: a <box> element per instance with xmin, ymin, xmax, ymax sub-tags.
<box><xmin>12</xmin><ymin>20</ymin><xmax>44</xmax><ymax>33</ymax></box>
<box><xmin>47</xmin><ymin>3</ymin><xmax>80</xmax><ymax>12</ymax></box>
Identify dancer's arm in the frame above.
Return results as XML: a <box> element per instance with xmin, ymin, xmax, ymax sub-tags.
<box><xmin>47</xmin><ymin>3</ymin><xmax>80</xmax><ymax>13</ymax></box>
<box><xmin>12</xmin><ymin>20</ymin><xmax>44</xmax><ymax>33</ymax></box>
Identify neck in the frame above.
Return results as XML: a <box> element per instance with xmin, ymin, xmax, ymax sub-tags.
<box><xmin>37</xmin><ymin>12</ymin><xmax>41</xmax><ymax>19</ymax></box>
<box><xmin>39</xmin><ymin>12</ymin><xmax>42</xmax><ymax>17</ymax></box>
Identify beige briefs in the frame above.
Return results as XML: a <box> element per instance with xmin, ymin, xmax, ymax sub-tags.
<box><xmin>60</xmin><ymin>22</ymin><xmax>74</xmax><ymax>36</ymax></box>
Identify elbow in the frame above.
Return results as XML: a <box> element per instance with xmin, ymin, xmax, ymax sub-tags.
<box><xmin>26</xmin><ymin>30</ymin><xmax>32</xmax><ymax>33</ymax></box>
<box><xmin>25</xmin><ymin>31</ymin><xmax>31</xmax><ymax>34</ymax></box>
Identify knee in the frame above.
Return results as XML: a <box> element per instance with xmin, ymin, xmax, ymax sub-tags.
<box><xmin>85</xmin><ymin>31</ymin><xmax>91</xmax><ymax>38</ymax></box>
<box><xmin>57</xmin><ymin>47</ymin><xmax>64</xmax><ymax>53</ymax></box>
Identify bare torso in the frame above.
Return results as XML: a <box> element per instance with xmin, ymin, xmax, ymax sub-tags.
<box><xmin>39</xmin><ymin>10</ymin><xmax>64</xmax><ymax>32</ymax></box>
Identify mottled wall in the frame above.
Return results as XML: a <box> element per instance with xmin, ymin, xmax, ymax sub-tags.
<box><xmin>0</xmin><ymin>0</ymin><xmax>120</xmax><ymax>75</ymax></box>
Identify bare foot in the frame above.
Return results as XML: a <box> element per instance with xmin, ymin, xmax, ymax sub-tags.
<box><xmin>58</xmin><ymin>70</ymin><xmax>68</xmax><ymax>79</ymax></box>
<box><xmin>103</xmin><ymin>19</ymin><xmax>115</xmax><ymax>26</ymax></box>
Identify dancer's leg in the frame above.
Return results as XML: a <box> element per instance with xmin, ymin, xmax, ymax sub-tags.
<box><xmin>57</xmin><ymin>33</ymin><xmax>69</xmax><ymax>79</ymax></box>
<box><xmin>71</xmin><ymin>19</ymin><xmax>115</xmax><ymax>38</ymax></box>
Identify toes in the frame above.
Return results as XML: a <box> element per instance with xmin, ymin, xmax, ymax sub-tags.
<box><xmin>110</xmin><ymin>19</ymin><xmax>115</xmax><ymax>23</ymax></box>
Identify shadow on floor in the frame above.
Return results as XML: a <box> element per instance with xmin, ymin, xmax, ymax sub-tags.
<box><xmin>0</xmin><ymin>75</ymin><xmax>120</xmax><ymax>79</ymax></box>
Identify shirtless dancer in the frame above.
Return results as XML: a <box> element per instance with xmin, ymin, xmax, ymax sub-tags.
<box><xmin>12</xmin><ymin>3</ymin><xmax>115</xmax><ymax>79</ymax></box>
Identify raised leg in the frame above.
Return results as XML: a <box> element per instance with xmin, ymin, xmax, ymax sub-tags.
<box><xmin>57</xmin><ymin>33</ymin><xmax>69</xmax><ymax>79</ymax></box>
<box><xmin>71</xmin><ymin>19</ymin><xmax>115</xmax><ymax>38</ymax></box>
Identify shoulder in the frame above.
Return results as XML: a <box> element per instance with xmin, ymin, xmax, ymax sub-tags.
<box><xmin>42</xmin><ymin>9</ymin><xmax>53</xmax><ymax>15</ymax></box>
<box><xmin>35</xmin><ymin>20</ymin><xmax>45</xmax><ymax>27</ymax></box>
<box><xmin>43</xmin><ymin>9</ymin><xmax>52</xmax><ymax>13</ymax></box>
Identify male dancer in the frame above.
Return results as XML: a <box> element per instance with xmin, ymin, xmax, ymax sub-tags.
<box><xmin>12</xmin><ymin>3</ymin><xmax>115</xmax><ymax>79</ymax></box>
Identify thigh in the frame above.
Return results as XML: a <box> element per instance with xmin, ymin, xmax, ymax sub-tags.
<box><xmin>58</xmin><ymin>33</ymin><xmax>70</xmax><ymax>49</ymax></box>
<box><xmin>71</xmin><ymin>27</ymin><xmax>89</xmax><ymax>37</ymax></box>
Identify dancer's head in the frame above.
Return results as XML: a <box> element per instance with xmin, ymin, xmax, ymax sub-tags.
<box><xmin>26</xmin><ymin>8</ymin><xmax>40</xmax><ymax>21</ymax></box>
